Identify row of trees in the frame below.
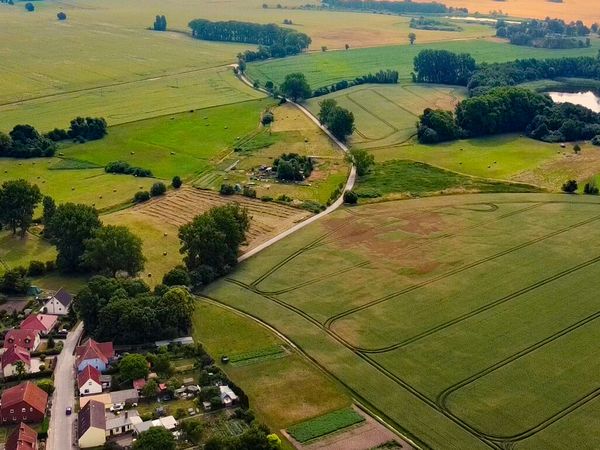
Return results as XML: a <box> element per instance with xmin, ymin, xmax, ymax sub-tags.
<box><xmin>76</xmin><ymin>277</ymin><xmax>194</xmax><ymax>344</ymax></box>
<box><xmin>105</xmin><ymin>161</ymin><xmax>153</xmax><ymax>177</ymax></box>
<box><xmin>189</xmin><ymin>19</ymin><xmax>311</xmax><ymax>62</ymax></box>
<box><xmin>313</xmin><ymin>69</ymin><xmax>399</xmax><ymax>97</ymax></box>
<box><xmin>326</xmin><ymin>0</ymin><xmax>467</xmax><ymax>15</ymax></box>
<box><xmin>318</xmin><ymin>99</ymin><xmax>355</xmax><ymax>141</ymax></box>
<box><xmin>497</xmin><ymin>18</ymin><xmax>590</xmax><ymax>48</ymax></box>
<box><xmin>413</xmin><ymin>49</ymin><xmax>477</xmax><ymax>86</ymax></box>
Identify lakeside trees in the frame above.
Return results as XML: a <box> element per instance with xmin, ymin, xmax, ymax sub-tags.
<box><xmin>497</xmin><ymin>18</ymin><xmax>590</xmax><ymax>48</ymax></box>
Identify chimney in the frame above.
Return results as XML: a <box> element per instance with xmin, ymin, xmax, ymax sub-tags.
<box><xmin>125</xmin><ymin>411</ymin><xmax>128</xmax><ymax>419</ymax></box>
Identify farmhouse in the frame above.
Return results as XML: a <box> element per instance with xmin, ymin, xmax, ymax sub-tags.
<box><xmin>5</xmin><ymin>422</ymin><xmax>38</xmax><ymax>450</ymax></box>
<box><xmin>78</xmin><ymin>365</ymin><xmax>103</xmax><ymax>396</ymax></box>
<box><xmin>2</xmin><ymin>345</ymin><xmax>31</xmax><ymax>377</ymax></box>
<box><xmin>43</xmin><ymin>288</ymin><xmax>72</xmax><ymax>316</ymax></box>
<box><xmin>78</xmin><ymin>400</ymin><xmax>106</xmax><ymax>448</ymax></box>
<box><xmin>75</xmin><ymin>338</ymin><xmax>115</xmax><ymax>372</ymax></box>
<box><xmin>219</xmin><ymin>385</ymin><xmax>239</xmax><ymax>407</ymax></box>
<box><xmin>4</xmin><ymin>330</ymin><xmax>40</xmax><ymax>352</ymax></box>
<box><xmin>0</xmin><ymin>382</ymin><xmax>48</xmax><ymax>424</ymax></box>
<box><xmin>19</xmin><ymin>314</ymin><xmax>57</xmax><ymax>335</ymax></box>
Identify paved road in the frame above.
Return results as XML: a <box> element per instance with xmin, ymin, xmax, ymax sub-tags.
<box><xmin>47</xmin><ymin>322</ymin><xmax>84</xmax><ymax>450</ymax></box>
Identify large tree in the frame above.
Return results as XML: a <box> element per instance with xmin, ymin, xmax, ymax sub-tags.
<box><xmin>46</xmin><ymin>203</ymin><xmax>101</xmax><ymax>272</ymax></box>
<box><xmin>81</xmin><ymin>225</ymin><xmax>145</xmax><ymax>276</ymax></box>
<box><xmin>133</xmin><ymin>427</ymin><xmax>176</xmax><ymax>450</ymax></box>
<box><xmin>0</xmin><ymin>179</ymin><xmax>42</xmax><ymax>237</ymax></box>
<box><xmin>346</xmin><ymin>148</ymin><xmax>374</xmax><ymax>176</ymax></box>
<box><xmin>280</xmin><ymin>73</ymin><xmax>312</xmax><ymax>102</ymax></box>
<box><xmin>119</xmin><ymin>354</ymin><xmax>149</xmax><ymax>382</ymax></box>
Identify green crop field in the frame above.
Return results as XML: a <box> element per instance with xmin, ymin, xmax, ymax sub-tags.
<box><xmin>287</xmin><ymin>408</ymin><xmax>365</xmax><ymax>443</ymax></box>
<box><xmin>203</xmin><ymin>193</ymin><xmax>600</xmax><ymax>449</ymax></box>
<box><xmin>306</xmin><ymin>83</ymin><xmax>466</xmax><ymax>148</ymax></box>
<box><xmin>246</xmin><ymin>39</ymin><xmax>599</xmax><ymax>89</ymax></box>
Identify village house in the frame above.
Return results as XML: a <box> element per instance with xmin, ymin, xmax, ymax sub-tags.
<box><xmin>19</xmin><ymin>314</ymin><xmax>58</xmax><ymax>336</ymax></box>
<box><xmin>219</xmin><ymin>385</ymin><xmax>239</xmax><ymax>407</ymax></box>
<box><xmin>78</xmin><ymin>365</ymin><xmax>103</xmax><ymax>396</ymax></box>
<box><xmin>1</xmin><ymin>345</ymin><xmax>31</xmax><ymax>377</ymax></box>
<box><xmin>43</xmin><ymin>288</ymin><xmax>72</xmax><ymax>316</ymax></box>
<box><xmin>78</xmin><ymin>400</ymin><xmax>106</xmax><ymax>449</ymax></box>
<box><xmin>0</xmin><ymin>382</ymin><xmax>48</xmax><ymax>424</ymax></box>
<box><xmin>3</xmin><ymin>330</ymin><xmax>40</xmax><ymax>353</ymax></box>
<box><xmin>133</xmin><ymin>415</ymin><xmax>177</xmax><ymax>436</ymax></box>
<box><xmin>75</xmin><ymin>338</ymin><xmax>115</xmax><ymax>372</ymax></box>
<box><xmin>5</xmin><ymin>422</ymin><xmax>38</xmax><ymax>450</ymax></box>
<box><xmin>105</xmin><ymin>410</ymin><xmax>142</xmax><ymax>437</ymax></box>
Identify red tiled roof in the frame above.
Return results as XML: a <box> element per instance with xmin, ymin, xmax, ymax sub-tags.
<box><xmin>1</xmin><ymin>345</ymin><xmax>31</xmax><ymax>368</ymax></box>
<box><xmin>1</xmin><ymin>382</ymin><xmax>48</xmax><ymax>416</ymax></box>
<box><xmin>132</xmin><ymin>378</ymin><xmax>147</xmax><ymax>390</ymax></box>
<box><xmin>20</xmin><ymin>315</ymin><xmax>57</xmax><ymax>333</ymax></box>
<box><xmin>77</xmin><ymin>365</ymin><xmax>101</xmax><ymax>389</ymax></box>
<box><xmin>3</xmin><ymin>330</ymin><xmax>39</xmax><ymax>349</ymax></box>
<box><xmin>5</xmin><ymin>422</ymin><xmax>38</xmax><ymax>450</ymax></box>
<box><xmin>75</xmin><ymin>339</ymin><xmax>114</xmax><ymax>366</ymax></box>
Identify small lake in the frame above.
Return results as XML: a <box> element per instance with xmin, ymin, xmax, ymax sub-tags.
<box><xmin>548</xmin><ymin>91</ymin><xmax>600</xmax><ymax>113</ymax></box>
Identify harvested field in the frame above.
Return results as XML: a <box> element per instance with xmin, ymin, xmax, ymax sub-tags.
<box><xmin>204</xmin><ymin>193</ymin><xmax>600</xmax><ymax>449</ymax></box>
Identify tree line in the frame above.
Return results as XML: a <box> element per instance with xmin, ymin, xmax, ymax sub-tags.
<box><xmin>497</xmin><ymin>18</ymin><xmax>590</xmax><ymax>49</ymax></box>
<box><xmin>189</xmin><ymin>19</ymin><xmax>311</xmax><ymax>62</ymax></box>
<box><xmin>313</xmin><ymin>69</ymin><xmax>399</xmax><ymax>97</ymax></box>
<box><xmin>326</xmin><ymin>0</ymin><xmax>467</xmax><ymax>15</ymax></box>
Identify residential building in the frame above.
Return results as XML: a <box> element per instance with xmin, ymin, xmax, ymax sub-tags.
<box><xmin>5</xmin><ymin>422</ymin><xmax>38</xmax><ymax>450</ymax></box>
<box><xmin>43</xmin><ymin>288</ymin><xmax>72</xmax><ymax>316</ymax></box>
<box><xmin>105</xmin><ymin>410</ymin><xmax>141</xmax><ymax>437</ymax></box>
<box><xmin>4</xmin><ymin>330</ymin><xmax>40</xmax><ymax>352</ymax></box>
<box><xmin>0</xmin><ymin>382</ymin><xmax>48</xmax><ymax>424</ymax></box>
<box><xmin>78</xmin><ymin>400</ymin><xmax>106</xmax><ymax>449</ymax></box>
<box><xmin>79</xmin><ymin>389</ymin><xmax>139</xmax><ymax>410</ymax></box>
<box><xmin>19</xmin><ymin>314</ymin><xmax>57</xmax><ymax>335</ymax></box>
<box><xmin>78</xmin><ymin>365</ymin><xmax>102</xmax><ymax>396</ymax></box>
<box><xmin>133</xmin><ymin>416</ymin><xmax>177</xmax><ymax>436</ymax></box>
<box><xmin>2</xmin><ymin>345</ymin><xmax>31</xmax><ymax>377</ymax></box>
<box><xmin>219</xmin><ymin>385</ymin><xmax>239</xmax><ymax>407</ymax></box>
<box><xmin>75</xmin><ymin>338</ymin><xmax>115</xmax><ymax>372</ymax></box>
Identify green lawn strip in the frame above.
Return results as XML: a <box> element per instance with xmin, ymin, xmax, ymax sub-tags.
<box><xmin>355</xmin><ymin>160</ymin><xmax>541</xmax><ymax>200</ymax></box>
<box><xmin>287</xmin><ymin>408</ymin><xmax>365</xmax><ymax>443</ymax></box>
<box><xmin>228</xmin><ymin>345</ymin><xmax>287</xmax><ymax>366</ymax></box>
<box><xmin>49</xmin><ymin>158</ymin><xmax>103</xmax><ymax>170</ymax></box>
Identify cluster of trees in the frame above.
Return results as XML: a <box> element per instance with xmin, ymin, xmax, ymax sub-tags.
<box><xmin>497</xmin><ymin>18</ymin><xmax>590</xmax><ymax>48</ymax></box>
<box><xmin>134</xmin><ymin>179</ymin><xmax>174</xmax><ymax>203</ymax></box>
<box><xmin>57</xmin><ymin>12</ymin><xmax>66</xmax><ymax>20</ymax></box>
<box><xmin>410</xmin><ymin>17</ymin><xmax>462</xmax><ymax>32</ymax></box>
<box><xmin>279</xmin><ymin>72</ymin><xmax>312</xmax><ymax>102</ymax></box>
<box><xmin>153</xmin><ymin>15</ymin><xmax>167</xmax><ymax>31</ymax></box>
<box><xmin>65</xmin><ymin>116</ymin><xmax>108</xmax><ymax>142</ymax></box>
<box><xmin>526</xmin><ymin>102</ymin><xmax>600</xmax><ymax>142</ymax></box>
<box><xmin>326</xmin><ymin>0</ymin><xmax>467</xmax><ymax>15</ymax></box>
<box><xmin>189</xmin><ymin>19</ymin><xmax>311</xmax><ymax>62</ymax></box>
<box><xmin>413</xmin><ymin>50</ymin><xmax>476</xmax><ymax>85</ymax></box>
<box><xmin>0</xmin><ymin>267</ymin><xmax>30</xmax><ymax>295</ymax></box>
<box><xmin>76</xmin><ymin>277</ymin><xmax>194</xmax><ymax>344</ymax></box>
<box><xmin>105</xmin><ymin>161</ymin><xmax>153</xmax><ymax>177</ymax></box>
<box><xmin>273</xmin><ymin>153</ymin><xmax>314</xmax><ymax>181</ymax></box>
<box><xmin>0</xmin><ymin>125</ymin><xmax>57</xmax><ymax>158</ymax></box>
<box><xmin>318</xmin><ymin>99</ymin><xmax>355</xmax><ymax>141</ymax></box>
<box><xmin>179</xmin><ymin>204</ymin><xmax>250</xmax><ymax>287</ymax></box>
<box><xmin>346</xmin><ymin>148</ymin><xmax>375</xmax><ymax>176</ymax></box>
<box><xmin>313</xmin><ymin>69</ymin><xmax>399</xmax><ymax>97</ymax></box>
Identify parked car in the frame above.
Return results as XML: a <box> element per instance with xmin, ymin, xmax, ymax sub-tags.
<box><xmin>110</xmin><ymin>403</ymin><xmax>124</xmax><ymax>412</ymax></box>
<box><xmin>66</xmin><ymin>407</ymin><xmax>72</xmax><ymax>415</ymax></box>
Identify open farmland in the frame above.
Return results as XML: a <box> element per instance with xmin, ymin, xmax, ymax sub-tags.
<box><xmin>203</xmin><ymin>193</ymin><xmax>600</xmax><ymax>449</ymax></box>
<box><xmin>246</xmin><ymin>39</ymin><xmax>599</xmax><ymax>89</ymax></box>
<box><xmin>306</xmin><ymin>84</ymin><xmax>466</xmax><ymax>148</ymax></box>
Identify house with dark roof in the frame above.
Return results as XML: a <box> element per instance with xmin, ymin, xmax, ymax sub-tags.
<box><xmin>20</xmin><ymin>314</ymin><xmax>57</xmax><ymax>335</ymax></box>
<box><xmin>78</xmin><ymin>400</ymin><xmax>106</xmax><ymax>448</ymax></box>
<box><xmin>2</xmin><ymin>345</ymin><xmax>31</xmax><ymax>377</ymax></box>
<box><xmin>43</xmin><ymin>288</ymin><xmax>72</xmax><ymax>316</ymax></box>
<box><xmin>4</xmin><ymin>330</ymin><xmax>40</xmax><ymax>352</ymax></box>
<box><xmin>5</xmin><ymin>422</ymin><xmax>38</xmax><ymax>450</ymax></box>
<box><xmin>0</xmin><ymin>382</ymin><xmax>48</xmax><ymax>424</ymax></box>
<box><xmin>75</xmin><ymin>339</ymin><xmax>115</xmax><ymax>373</ymax></box>
<box><xmin>78</xmin><ymin>365</ymin><xmax>102</xmax><ymax>396</ymax></box>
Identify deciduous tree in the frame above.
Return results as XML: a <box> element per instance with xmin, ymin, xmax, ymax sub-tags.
<box><xmin>0</xmin><ymin>179</ymin><xmax>42</xmax><ymax>237</ymax></box>
<box><xmin>81</xmin><ymin>225</ymin><xmax>145</xmax><ymax>276</ymax></box>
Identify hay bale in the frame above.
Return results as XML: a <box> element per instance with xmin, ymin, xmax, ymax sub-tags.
<box><xmin>164</xmin><ymin>232</ymin><xmax>168</xmax><ymax>237</ymax></box>
<box><xmin>163</xmin><ymin>252</ymin><xmax>167</xmax><ymax>256</ymax></box>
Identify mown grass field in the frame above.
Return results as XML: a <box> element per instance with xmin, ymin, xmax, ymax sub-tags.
<box><xmin>306</xmin><ymin>84</ymin><xmax>466</xmax><ymax>148</ymax></box>
<box><xmin>203</xmin><ymin>193</ymin><xmax>600</xmax><ymax>449</ymax></box>
<box><xmin>246</xmin><ymin>39</ymin><xmax>599</xmax><ymax>89</ymax></box>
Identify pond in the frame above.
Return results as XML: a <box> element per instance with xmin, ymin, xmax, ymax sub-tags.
<box><xmin>548</xmin><ymin>91</ymin><xmax>600</xmax><ymax>113</ymax></box>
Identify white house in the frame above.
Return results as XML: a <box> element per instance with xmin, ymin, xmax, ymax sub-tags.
<box><xmin>78</xmin><ymin>365</ymin><xmax>102</xmax><ymax>396</ymax></box>
<box><xmin>219</xmin><ymin>385</ymin><xmax>239</xmax><ymax>407</ymax></box>
<box><xmin>43</xmin><ymin>288</ymin><xmax>72</xmax><ymax>316</ymax></box>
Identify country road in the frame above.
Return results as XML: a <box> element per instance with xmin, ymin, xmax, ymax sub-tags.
<box><xmin>46</xmin><ymin>322</ymin><xmax>84</xmax><ymax>450</ymax></box>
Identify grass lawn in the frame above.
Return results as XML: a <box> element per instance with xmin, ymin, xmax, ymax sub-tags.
<box><xmin>287</xmin><ymin>408</ymin><xmax>365</xmax><ymax>443</ymax></box>
<box><xmin>0</xmin><ymin>231</ymin><xmax>56</xmax><ymax>271</ymax></box>
<box><xmin>354</xmin><ymin>160</ymin><xmax>541</xmax><ymax>201</ymax></box>
<box><xmin>246</xmin><ymin>39</ymin><xmax>599</xmax><ymax>89</ymax></box>
<box><xmin>202</xmin><ymin>193</ymin><xmax>600</xmax><ymax>449</ymax></box>
<box><xmin>192</xmin><ymin>301</ymin><xmax>351</xmax><ymax>433</ymax></box>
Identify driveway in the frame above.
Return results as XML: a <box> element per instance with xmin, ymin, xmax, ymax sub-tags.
<box><xmin>46</xmin><ymin>322</ymin><xmax>84</xmax><ymax>450</ymax></box>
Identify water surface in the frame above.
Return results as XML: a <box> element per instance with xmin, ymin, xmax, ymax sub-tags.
<box><xmin>548</xmin><ymin>91</ymin><xmax>600</xmax><ymax>113</ymax></box>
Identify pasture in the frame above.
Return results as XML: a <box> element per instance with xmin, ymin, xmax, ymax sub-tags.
<box><xmin>203</xmin><ymin>193</ymin><xmax>600</xmax><ymax>449</ymax></box>
<box><xmin>246</xmin><ymin>39</ymin><xmax>599</xmax><ymax>89</ymax></box>
<box><xmin>306</xmin><ymin>84</ymin><xmax>466</xmax><ymax>148</ymax></box>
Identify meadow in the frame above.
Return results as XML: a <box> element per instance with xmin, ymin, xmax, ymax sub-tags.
<box><xmin>203</xmin><ymin>193</ymin><xmax>600</xmax><ymax>449</ymax></box>
<box><xmin>246</xmin><ymin>39</ymin><xmax>599</xmax><ymax>89</ymax></box>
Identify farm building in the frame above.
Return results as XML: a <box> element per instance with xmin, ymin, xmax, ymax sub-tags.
<box><xmin>43</xmin><ymin>288</ymin><xmax>72</xmax><ymax>316</ymax></box>
<box><xmin>5</xmin><ymin>422</ymin><xmax>38</xmax><ymax>450</ymax></box>
<box><xmin>3</xmin><ymin>330</ymin><xmax>40</xmax><ymax>352</ymax></box>
<box><xmin>78</xmin><ymin>365</ymin><xmax>103</xmax><ymax>396</ymax></box>
<box><xmin>78</xmin><ymin>400</ymin><xmax>106</xmax><ymax>448</ymax></box>
<box><xmin>19</xmin><ymin>314</ymin><xmax>57</xmax><ymax>335</ymax></box>
<box><xmin>75</xmin><ymin>338</ymin><xmax>115</xmax><ymax>372</ymax></box>
<box><xmin>1</xmin><ymin>345</ymin><xmax>31</xmax><ymax>377</ymax></box>
<box><xmin>219</xmin><ymin>385</ymin><xmax>239</xmax><ymax>407</ymax></box>
<box><xmin>0</xmin><ymin>382</ymin><xmax>48</xmax><ymax>424</ymax></box>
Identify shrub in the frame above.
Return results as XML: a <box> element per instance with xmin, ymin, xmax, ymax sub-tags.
<box><xmin>24</xmin><ymin>2</ymin><xmax>34</xmax><ymax>11</ymax></box>
<box><xmin>260</xmin><ymin>195</ymin><xmax>273</xmax><ymax>202</ymax></box>
<box><xmin>150</xmin><ymin>182</ymin><xmax>167</xmax><ymax>197</ymax></box>
<box><xmin>45</xmin><ymin>128</ymin><xmax>68</xmax><ymax>141</ymax></box>
<box><xmin>172</xmin><ymin>176</ymin><xmax>182</xmax><ymax>189</ymax></box>
<box><xmin>57</xmin><ymin>12</ymin><xmax>67</xmax><ymax>20</ymax></box>
<box><xmin>45</xmin><ymin>260</ymin><xmax>56</xmax><ymax>272</ymax></box>
<box><xmin>27</xmin><ymin>260</ymin><xmax>46</xmax><ymax>277</ymax></box>
<box><xmin>277</xmin><ymin>194</ymin><xmax>292</xmax><ymax>202</ymax></box>
<box><xmin>242</xmin><ymin>186</ymin><xmax>256</xmax><ymax>198</ymax></box>
<box><xmin>561</xmin><ymin>179</ymin><xmax>578</xmax><ymax>193</ymax></box>
<box><xmin>261</xmin><ymin>111</ymin><xmax>274</xmax><ymax>125</ymax></box>
<box><xmin>219</xmin><ymin>184</ymin><xmax>235</xmax><ymax>195</ymax></box>
<box><xmin>343</xmin><ymin>190</ymin><xmax>358</xmax><ymax>204</ymax></box>
<box><xmin>162</xmin><ymin>266</ymin><xmax>191</xmax><ymax>286</ymax></box>
<box><xmin>133</xmin><ymin>191</ymin><xmax>151</xmax><ymax>203</ymax></box>
<box><xmin>584</xmin><ymin>181</ymin><xmax>599</xmax><ymax>195</ymax></box>
<box><xmin>592</xmin><ymin>135</ymin><xmax>600</xmax><ymax>146</ymax></box>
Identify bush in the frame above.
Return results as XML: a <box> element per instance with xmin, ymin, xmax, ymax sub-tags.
<box><xmin>45</xmin><ymin>128</ymin><xmax>69</xmax><ymax>141</ymax></box>
<box><xmin>105</xmin><ymin>161</ymin><xmax>152</xmax><ymax>177</ymax></box>
<box><xmin>219</xmin><ymin>184</ymin><xmax>235</xmax><ymax>195</ymax></box>
<box><xmin>150</xmin><ymin>182</ymin><xmax>167</xmax><ymax>197</ymax></box>
<box><xmin>24</xmin><ymin>2</ymin><xmax>34</xmax><ymax>11</ymax></box>
<box><xmin>260</xmin><ymin>195</ymin><xmax>273</xmax><ymax>202</ymax></box>
<box><xmin>57</xmin><ymin>12</ymin><xmax>67</xmax><ymax>20</ymax></box>
<box><xmin>27</xmin><ymin>260</ymin><xmax>46</xmax><ymax>277</ymax></box>
<box><xmin>584</xmin><ymin>181</ymin><xmax>599</xmax><ymax>195</ymax></box>
<box><xmin>162</xmin><ymin>266</ymin><xmax>191</xmax><ymax>287</ymax></box>
<box><xmin>45</xmin><ymin>260</ymin><xmax>56</xmax><ymax>272</ymax></box>
<box><xmin>261</xmin><ymin>111</ymin><xmax>274</xmax><ymax>125</ymax></box>
<box><xmin>133</xmin><ymin>191</ymin><xmax>151</xmax><ymax>203</ymax></box>
<box><xmin>592</xmin><ymin>135</ymin><xmax>600</xmax><ymax>146</ymax></box>
<box><xmin>172</xmin><ymin>176</ymin><xmax>182</xmax><ymax>189</ymax></box>
<box><xmin>277</xmin><ymin>194</ymin><xmax>292</xmax><ymax>202</ymax></box>
<box><xmin>242</xmin><ymin>186</ymin><xmax>256</xmax><ymax>198</ymax></box>
<box><xmin>561</xmin><ymin>179</ymin><xmax>578</xmax><ymax>193</ymax></box>
<box><xmin>343</xmin><ymin>190</ymin><xmax>358</xmax><ymax>204</ymax></box>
